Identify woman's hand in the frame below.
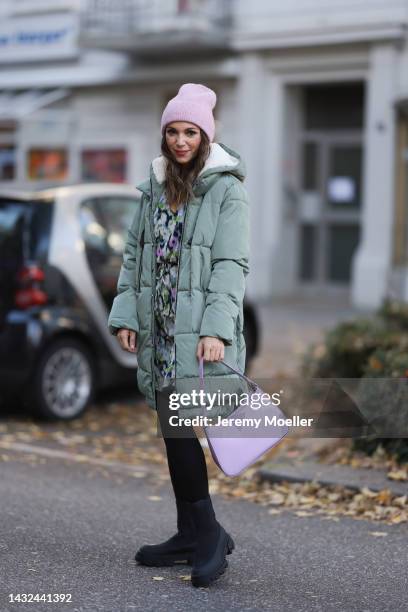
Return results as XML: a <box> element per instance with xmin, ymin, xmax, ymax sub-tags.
<box><xmin>196</xmin><ymin>336</ymin><xmax>225</xmax><ymax>362</ymax></box>
<box><xmin>117</xmin><ymin>328</ymin><xmax>137</xmax><ymax>353</ymax></box>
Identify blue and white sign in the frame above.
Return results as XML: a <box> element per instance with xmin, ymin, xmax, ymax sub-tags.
<box><xmin>0</xmin><ymin>14</ymin><xmax>79</xmax><ymax>63</ymax></box>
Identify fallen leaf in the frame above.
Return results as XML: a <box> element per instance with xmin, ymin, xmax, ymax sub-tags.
<box><xmin>361</xmin><ymin>487</ymin><xmax>377</xmax><ymax>498</ymax></box>
<box><xmin>387</xmin><ymin>470</ymin><xmax>407</xmax><ymax>481</ymax></box>
<box><xmin>269</xmin><ymin>493</ymin><xmax>285</xmax><ymax>506</ymax></box>
<box><xmin>393</xmin><ymin>495</ymin><xmax>407</xmax><ymax>507</ymax></box>
<box><xmin>390</xmin><ymin>514</ymin><xmax>405</xmax><ymax>524</ymax></box>
<box><xmin>369</xmin><ymin>531</ymin><xmax>387</xmax><ymax>537</ymax></box>
<box><xmin>376</xmin><ymin>489</ymin><xmax>392</xmax><ymax>504</ymax></box>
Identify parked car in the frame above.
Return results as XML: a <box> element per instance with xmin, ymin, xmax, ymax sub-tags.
<box><xmin>0</xmin><ymin>184</ymin><xmax>259</xmax><ymax>420</ymax></box>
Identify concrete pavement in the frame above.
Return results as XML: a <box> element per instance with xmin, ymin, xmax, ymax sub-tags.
<box><xmin>0</xmin><ymin>449</ymin><xmax>407</xmax><ymax>612</ymax></box>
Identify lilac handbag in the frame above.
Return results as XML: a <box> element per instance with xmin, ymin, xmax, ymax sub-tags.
<box><xmin>198</xmin><ymin>356</ymin><xmax>289</xmax><ymax>477</ymax></box>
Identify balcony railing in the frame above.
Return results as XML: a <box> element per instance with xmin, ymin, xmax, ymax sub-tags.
<box><xmin>80</xmin><ymin>0</ymin><xmax>233</xmax><ymax>54</ymax></box>
<box><xmin>233</xmin><ymin>0</ymin><xmax>408</xmax><ymax>46</ymax></box>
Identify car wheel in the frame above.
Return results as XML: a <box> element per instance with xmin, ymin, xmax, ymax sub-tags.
<box><xmin>243</xmin><ymin>318</ymin><xmax>257</xmax><ymax>371</ymax></box>
<box><xmin>32</xmin><ymin>338</ymin><xmax>96</xmax><ymax>420</ymax></box>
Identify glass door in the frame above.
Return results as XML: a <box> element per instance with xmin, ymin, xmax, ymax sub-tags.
<box><xmin>298</xmin><ymin>132</ymin><xmax>362</xmax><ymax>287</ymax></box>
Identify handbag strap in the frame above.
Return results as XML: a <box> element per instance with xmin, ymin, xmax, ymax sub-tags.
<box><xmin>198</xmin><ymin>356</ymin><xmax>257</xmax><ymax>394</ymax></box>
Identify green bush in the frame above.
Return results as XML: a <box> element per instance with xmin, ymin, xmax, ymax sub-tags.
<box><xmin>300</xmin><ymin>316</ymin><xmax>401</xmax><ymax>378</ymax></box>
<box><xmin>378</xmin><ymin>297</ymin><xmax>408</xmax><ymax>330</ymax></box>
<box><xmin>357</xmin><ymin>344</ymin><xmax>408</xmax><ymax>461</ymax></box>
<box><xmin>363</xmin><ymin>339</ymin><xmax>408</xmax><ymax>378</ymax></box>
<box><xmin>352</xmin><ymin>438</ymin><xmax>408</xmax><ymax>463</ymax></box>
<box><xmin>300</xmin><ymin>298</ymin><xmax>408</xmax><ymax>463</ymax></box>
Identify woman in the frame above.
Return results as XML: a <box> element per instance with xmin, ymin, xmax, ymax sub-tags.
<box><xmin>108</xmin><ymin>83</ymin><xmax>250</xmax><ymax>588</ymax></box>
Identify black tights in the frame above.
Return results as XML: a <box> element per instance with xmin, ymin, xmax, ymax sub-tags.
<box><xmin>156</xmin><ymin>386</ymin><xmax>209</xmax><ymax>503</ymax></box>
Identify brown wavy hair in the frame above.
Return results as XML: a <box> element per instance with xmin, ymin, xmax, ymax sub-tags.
<box><xmin>160</xmin><ymin>129</ymin><xmax>211</xmax><ymax>209</ymax></box>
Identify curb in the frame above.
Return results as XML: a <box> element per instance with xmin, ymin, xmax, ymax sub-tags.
<box><xmin>257</xmin><ymin>460</ymin><xmax>407</xmax><ymax>497</ymax></box>
<box><xmin>0</xmin><ymin>441</ymin><xmax>147</xmax><ymax>476</ymax></box>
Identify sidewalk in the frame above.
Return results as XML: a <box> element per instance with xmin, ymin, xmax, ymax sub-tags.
<box><xmin>248</xmin><ymin>294</ymin><xmax>373</xmax><ymax>377</ymax></box>
<box><xmin>246</xmin><ymin>296</ymin><xmax>406</xmax><ymax>494</ymax></box>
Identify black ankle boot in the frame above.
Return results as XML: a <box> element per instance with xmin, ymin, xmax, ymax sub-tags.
<box><xmin>135</xmin><ymin>497</ymin><xmax>197</xmax><ymax>566</ymax></box>
<box><xmin>189</xmin><ymin>495</ymin><xmax>235</xmax><ymax>588</ymax></box>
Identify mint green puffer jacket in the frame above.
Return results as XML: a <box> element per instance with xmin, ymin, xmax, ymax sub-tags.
<box><xmin>108</xmin><ymin>142</ymin><xmax>250</xmax><ymax>413</ymax></box>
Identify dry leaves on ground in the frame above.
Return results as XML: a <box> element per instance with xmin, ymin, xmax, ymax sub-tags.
<box><xmin>204</xmin><ymin>452</ymin><xmax>408</xmax><ymax>525</ymax></box>
<box><xmin>1</xmin><ymin>399</ymin><xmax>407</xmax><ymax>525</ymax></box>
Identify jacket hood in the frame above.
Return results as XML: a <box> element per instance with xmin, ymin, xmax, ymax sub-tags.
<box><xmin>136</xmin><ymin>142</ymin><xmax>246</xmax><ymax>197</ymax></box>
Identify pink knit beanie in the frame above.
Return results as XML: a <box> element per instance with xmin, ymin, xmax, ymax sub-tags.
<box><xmin>160</xmin><ymin>83</ymin><xmax>217</xmax><ymax>142</ymax></box>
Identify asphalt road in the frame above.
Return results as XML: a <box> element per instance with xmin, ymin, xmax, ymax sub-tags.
<box><xmin>0</xmin><ymin>450</ymin><xmax>407</xmax><ymax>612</ymax></box>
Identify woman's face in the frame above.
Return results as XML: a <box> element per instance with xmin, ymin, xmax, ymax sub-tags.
<box><xmin>165</xmin><ymin>121</ymin><xmax>201</xmax><ymax>164</ymax></box>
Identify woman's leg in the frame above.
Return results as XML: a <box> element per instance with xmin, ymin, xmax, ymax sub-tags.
<box><xmin>156</xmin><ymin>386</ymin><xmax>209</xmax><ymax>503</ymax></box>
<box><xmin>144</xmin><ymin>386</ymin><xmax>234</xmax><ymax>583</ymax></box>
<box><xmin>134</xmin><ymin>386</ymin><xmax>204</xmax><ymax>566</ymax></box>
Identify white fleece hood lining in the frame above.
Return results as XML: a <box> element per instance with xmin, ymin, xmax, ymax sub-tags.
<box><xmin>151</xmin><ymin>142</ymin><xmax>239</xmax><ymax>184</ymax></box>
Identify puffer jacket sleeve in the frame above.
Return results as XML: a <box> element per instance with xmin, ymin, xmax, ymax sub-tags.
<box><xmin>107</xmin><ymin>195</ymin><xmax>144</xmax><ymax>336</ymax></box>
<box><xmin>199</xmin><ymin>180</ymin><xmax>250</xmax><ymax>346</ymax></box>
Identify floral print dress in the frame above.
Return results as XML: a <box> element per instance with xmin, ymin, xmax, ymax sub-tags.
<box><xmin>153</xmin><ymin>192</ymin><xmax>186</xmax><ymax>391</ymax></box>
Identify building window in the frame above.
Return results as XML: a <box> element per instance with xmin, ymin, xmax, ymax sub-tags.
<box><xmin>27</xmin><ymin>148</ymin><xmax>68</xmax><ymax>181</ymax></box>
<box><xmin>81</xmin><ymin>149</ymin><xmax>127</xmax><ymax>183</ymax></box>
<box><xmin>0</xmin><ymin>145</ymin><xmax>16</xmax><ymax>180</ymax></box>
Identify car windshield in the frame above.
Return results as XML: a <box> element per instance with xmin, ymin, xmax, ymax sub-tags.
<box><xmin>0</xmin><ymin>198</ymin><xmax>53</xmax><ymax>261</ymax></box>
<box><xmin>0</xmin><ymin>201</ymin><xmax>31</xmax><ymax>269</ymax></box>
<box><xmin>0</xmin><ymin>198</ymin><xmax>54</xmax><ymax>324</ymax></box>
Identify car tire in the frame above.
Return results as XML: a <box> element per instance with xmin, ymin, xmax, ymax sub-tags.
<box><xmin>243</xmin><ymin>318</ymin><xmax>256</xmax><ymax>371</ymax></box>
<box><xmin>30</xmin><ymin>337</ymin><xmax>96</xmax><ymax>420</ymax></box>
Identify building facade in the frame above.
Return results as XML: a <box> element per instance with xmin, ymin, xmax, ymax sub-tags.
<box><xmin>2</xmin><ymin>0</ymin><xmax>408</xmax><ymax>309</ymax></box>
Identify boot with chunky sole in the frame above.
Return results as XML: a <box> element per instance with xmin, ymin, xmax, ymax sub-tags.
<box><xmin>135</xmin><ymin>497</ymin><xmax>197</xmax><ymax>566</ymax></box>
<box><xmin>189</xmin><ymin>495</ymin><xmax>235</xmax><ymax>588</ymax></box>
